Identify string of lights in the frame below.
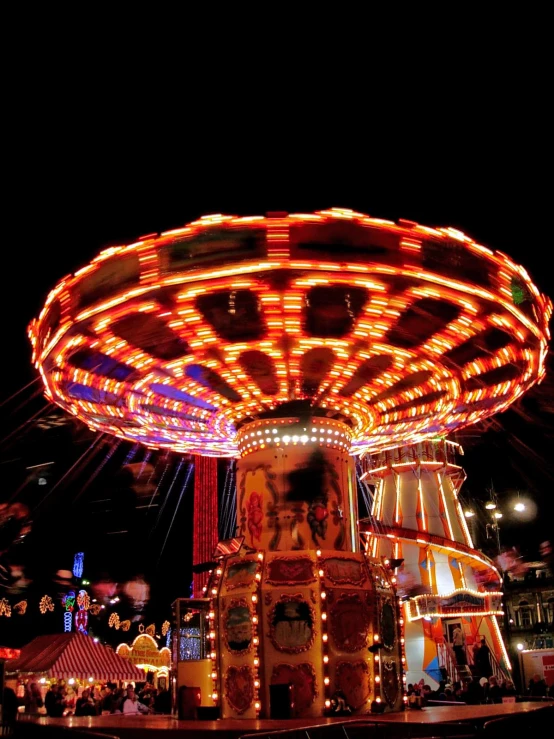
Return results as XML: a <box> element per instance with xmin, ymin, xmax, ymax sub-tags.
<box><xmin>29</xmin><ymin>209</ymin><xmax>550</xmax><ymax>459</ymax></box>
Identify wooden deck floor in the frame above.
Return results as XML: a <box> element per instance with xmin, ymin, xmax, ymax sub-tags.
<box><xmin>15</xmin><ymin>700</ymin><xmax>554</xmax><ymax>738</ymax></box>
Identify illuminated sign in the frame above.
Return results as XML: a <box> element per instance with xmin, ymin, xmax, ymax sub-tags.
<box><xmin>408</xmin><ymin>589</ymin><xmax>503</xmax><ymax>621</ymax></box>
<box><xmin>116</xmin><ymin>635</ymin><xmax>171</xmax><ymax>670</ymax></box>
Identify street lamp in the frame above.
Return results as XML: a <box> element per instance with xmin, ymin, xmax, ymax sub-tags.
<box><xmin>462</xmin><ymin>488</ymin><xmax>536</xmax><ymax>555</ymax></box>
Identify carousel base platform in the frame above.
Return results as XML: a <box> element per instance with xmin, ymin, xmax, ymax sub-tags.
<box><xmin>12</xmin><ymin>701</ymin><xmax>554</xmax><ymax>738</ymax></box>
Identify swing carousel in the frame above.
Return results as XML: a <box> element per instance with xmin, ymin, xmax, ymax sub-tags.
<box><xmin>28</xmin><ymin>208</ymin><xmax>551</xmax><ymax>718</ymax></box>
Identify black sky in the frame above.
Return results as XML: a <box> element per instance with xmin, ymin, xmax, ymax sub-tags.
<box><xmin>1</xmin><ymin>39</ymin><xmax>553</xmax><ymax>645</ymax></box>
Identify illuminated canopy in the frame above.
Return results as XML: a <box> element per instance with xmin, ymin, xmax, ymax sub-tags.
<box><xmin>29</xmin><ymin>208</ymin><xmax>552</xmax><ymax>457</ymax></box>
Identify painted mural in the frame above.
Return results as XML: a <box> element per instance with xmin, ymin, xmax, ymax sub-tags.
<box><xmin>246</xmin><ymin>491</ymin><xmax>264</xmax><ymax>543</ymax></box>
<box><xmin>381</xmin><ymin>659</ymin><xmax>400</xmax><ymax>707</ymax></box>
<box><xmin>324</xmin><ymin>557</ymin><xmax>366</xmax><ymax>587</ymax></box>
<box><xmin>225</xmin><ymin>665</ymin><xmax>254</xmax><ymax>715</ymax></box>
<box><xmin>381</xmin><ymin>600</ymin><xmax>396</xmax><ymax>651</ymax></box>
<box><xmin>266</xmin><ymin>557</ymin><xmax>316</xmax><ymax>586</ymax></box>
<box><xmin>335</xmin><ymin>660</ymin><xmax>371</xmax><ymax>710</ymax></box>
<box><xmin>270</xmin><ymin>595</ymin><xmax>315</xmax><ymax>653</ymax></box>
<box><xmin>225</xmin><ymin>559</ymin><xmax>258</xmax><ymax>590</ymax></box>
<box><xmin>271</xmin><ymin>663</ymin><xmax>318</xmax><ymax>714</ymax></box>
<box><xmin>328</xmin><ymin>591</ymin><xmax>371</xmax><ymax>652</ymax></box>
<box><xmin>236</xmin><ymin>449</ymin><xmax>351</xmax><ymax>552</ymax></box>
<box><xmin>224</xmin><ymin>600</ymin><xmax>252</xmax><ymax>654</ymax></box>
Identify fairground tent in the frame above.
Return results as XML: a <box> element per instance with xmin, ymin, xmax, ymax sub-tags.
<box><xmin>6</xmin><ymin>632</ymin><xmax>144</xmax><ymax>681</ymax></box>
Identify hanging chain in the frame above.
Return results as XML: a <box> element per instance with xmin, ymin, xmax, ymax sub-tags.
<box><xmin>228</xmin><ymin>291</ymin><xmax>236</xmax><ymax>315</ymax></box>
<box><xmin>345</xmin><ymin>292</ymin><xmax>353</xmax><ymax>318</ymax></box>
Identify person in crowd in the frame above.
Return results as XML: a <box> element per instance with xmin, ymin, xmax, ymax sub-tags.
<box><xmin>453</xmin><ymin>683</ymin><xmax>465</xmax><ymax>702</ymax></box>
<box><xmin>329</xmin><ymin>690</ymin><xmax>352</xmax><ymax>715</ymax></box>
<box><xmin>452</xmin><ymin>626</ymin><xmax>466</xmax><ymax>665</ymax></box>
<box><xmin>443</xmin><ymin>684</ymin><xmax>459</xmax><ymax>701</ymax></box>
<box><xmin>122</xmin><ymin>687</ymin><xmax>149</xmax><ymax>714</ymax></box>
<box><xmin>109</xmin><ymin>687</ymin><xmax>126</xmax><ymax>713</ymax></box>
<box><xmin>500</xmin><ymin>679</ymin><xmax>517</xmax><ymax>698</ymax></box>
<box><xmin>2</xmin><ymin>686</ymin><xmax>19</xmax><ymax>725</ymax></box>
<box><xmin>420</xmin><ymin>684</ymin><xmax>433</xmax><ymax>705</ymax></box>
<box><xmin>485</xmin><ymin>676</ymin><xmax>502</xmax><ymax>704</ymax></box>
<box><xmin>434</xmin><ymin>680</ymin><xmax>447</xmax><ymax>700</ymax></box>
<box><xmin>91</xmin><ymin>686</ymin><xmax>103</xmax><ymax>713</ymax></box>
<box><xmin>63</xmin><ymin>685</ymin><xmax>76</xmax><ymax>715</ymax></box>
<box><xmin>138</xmin><ymin>683</ymin><xmax>155</xmax><ymax>711</ymax></box>
<box><xmin>100</xmin><ymin>685</ymin><xmax>113</xmax><ymax>714</ymax></box>
<box><xmin>460</xmin><ymin>676</ymin><xmax>483</xmax><ymax>705</ymax></box>
<box><xmin>23</xmin><ymin>682</ymin><xmax>43</xmax><ymax>713</ymax></box>
<box><xmin>528</xmin><ymin>673</ymin><xmax>547</xmax><ymax>697</ymax></box>
<box><xmin>475</xmin><ymin>637</ymin><xmax>492</xmax><ymax>678</ymax></box>
<box><xmin>75</xmin><ymin>689</ymin><xmax>96</xmax><ymax>716</ymax></box>
<box><xmin>44</xmin><ymin>683</ymin><xmax>64</xmax><ymax>717</ymax></box>
<box><xmin>154</xmin><ymin>686</ymin><xmax>171</xmax><ymax>714</ymax></box>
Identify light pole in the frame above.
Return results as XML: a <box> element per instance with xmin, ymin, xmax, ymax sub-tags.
<box><xmin>461</xmin><ymin>488</ymin><xmax>533</xmax><ymax>557</ymax></box>
<box><xmin>462</xmin><ymin>501</ymin><xmax>502</xmax><ymax>555</ymax></box>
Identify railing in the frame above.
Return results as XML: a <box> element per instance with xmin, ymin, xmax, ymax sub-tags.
<box><xmin>487</xmin><ymin>639</ymin><xmax>509</xmax><ymax>683</ymax></box>
<box><xmin>436</xmin><ymin>638</ymin><xmax>509</xmax><ymax>684</ymax></box>
<box><xmin>437</xmin><ymin>640</ymin><xmax>461</xmax><ymax>682</ymax></box>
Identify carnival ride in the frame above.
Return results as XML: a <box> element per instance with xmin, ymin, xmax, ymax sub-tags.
<box><xmin>29</xmin><ymin>208</ymin><xmax>551</xmax><ymax>718</ymax></box>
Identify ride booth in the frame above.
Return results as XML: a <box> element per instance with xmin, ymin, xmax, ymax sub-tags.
<box><xmin>171</xmin><ymin>598</ymin><xmax>217</xmax><ymax>719</ymax></box>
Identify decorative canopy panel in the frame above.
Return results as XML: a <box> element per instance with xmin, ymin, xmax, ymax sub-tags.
<box><xmin>29</xmin><ymin>208</ymin><xmax>551</xmax><ymax>457</ymax></box>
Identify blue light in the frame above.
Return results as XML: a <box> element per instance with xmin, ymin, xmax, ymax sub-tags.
<box><xmin>73</xmin><ymin>552</ymin><xmax>84</xmax><ymax>579</ymax></box>
<box><xmin>64</xmin><ymin>612</ymin><xmax>73</xmax><ymax>633</ymax></box>
<box><xmin>150</xmin><ymin>384</ymin><xmax>216</xmax><ymax>410</ymax></box>
<box><xmin>179</xmin><ymin>627</ymin><xmax>201</xmax><ymax>660</ymax></box>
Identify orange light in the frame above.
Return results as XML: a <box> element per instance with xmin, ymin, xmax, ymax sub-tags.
<box><xmin>28</xmin><ymin>209</ymin><xmax>549</xmax><ymax>458</ymax></box>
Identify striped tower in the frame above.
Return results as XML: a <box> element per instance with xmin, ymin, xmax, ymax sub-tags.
<box><xmin>360</xmin><ymin>440</ymin><xmax>510</xmax><ymax>687</ymax></box>
<box><xmin>192</xmin><ymin>456</ymin><xmax>219</xmax><ymax>597</ymax></box>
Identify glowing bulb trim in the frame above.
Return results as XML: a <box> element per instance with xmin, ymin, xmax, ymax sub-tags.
<box><xmin>29</xmin><ymin>209</ymin><xmax>550</xmax><ymax>458</ymax></box>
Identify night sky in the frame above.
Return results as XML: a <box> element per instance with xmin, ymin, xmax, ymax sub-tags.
<box><xmin>1</xmin><ymin>54</ymin><xmax>553</xmax><ymax>646</ymax></box>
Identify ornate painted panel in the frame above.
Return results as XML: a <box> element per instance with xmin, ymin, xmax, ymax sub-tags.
<box><xmin>269</xmin><ymin>593</ymin><xmax>316</xmax><ymax>653</ymax></box>
<box><xmin>271</xmin><ymin>663</ymin><xmax>318</xmax><ymax>714</ymax></box>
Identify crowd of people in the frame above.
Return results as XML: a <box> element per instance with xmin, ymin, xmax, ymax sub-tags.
<box><xmin>408</xmin><ymin>675</ymin><xmax>517</xmax><ymax>706</ymax></box>
<box><xmin>18</xmin><ymin>680</ymin><xmax>172</xmax><ymax>717</ymax></box>
<box><xmin>5</xmin><ymin>670</ymin><xmax>552</xmax><ymax>724</ymax></box>
<box><xmin>407</xmin><ymin>671</ymin><xmax>553</xmax><ymax>706</ymax></box>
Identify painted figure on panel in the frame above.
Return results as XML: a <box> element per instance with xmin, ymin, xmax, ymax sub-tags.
<box><xmin>272</xmin><ymin>599</ymin><xmax>314</xmax><ymax>651</ymax></box>
<box><xmin>247</xmin><ymin>492</ymin><xmax>263</xmax><ymax>542</ymax></box>
<box><xmin>329</xmin><ymin>593</ymin><xmax>370</xmax><ymax>652</ymax></box>
<box><xmin>225</xmin><ymin>604</ymin><xmax>252</xmax><ymax>652</ymax></box>
<box><xmin>226</xmin><ymin>560</ymin><xmax>258</xmax><ymax>589</ymax></box>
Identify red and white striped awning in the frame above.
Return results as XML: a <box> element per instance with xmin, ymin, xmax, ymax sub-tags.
<box><xmin>6</xmin><ymin>632</ymin><xmax>144</xmax><ymax>681</ymax></box>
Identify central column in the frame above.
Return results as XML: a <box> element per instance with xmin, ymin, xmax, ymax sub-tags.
<box><xmin>236</xmin><ymin>416</ymin><xmax>357</xmax><ymax>553</ymax></box>
<box><xmin>210</xmin><ymin>415</ymin><xmax>404</xmax><ymax>720</ymax></box>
